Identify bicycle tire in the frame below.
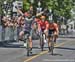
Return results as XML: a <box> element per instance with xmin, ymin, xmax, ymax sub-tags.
<box><xmin>51</xmin><ymin>37</ymin><xmax>54</xmax><ymax>55</ymax></box>
<box><xmin>41</xmin><ymin>38</ymin><xmax>44</xmax><ymax>51</ymax></box>
<box><xmin>26</xmin><ymin>39</ymin><xmax>30</xmax><ymax>56</ymax></box>
<box><xmin>41</xmin><ymin>33</ymin><xmax>44</xmax><ymax>51</ymax></box>
<box><xmin>40</xmin><ymin>34</ymin><xmax>44</xmax><ymax>51</ymax></box>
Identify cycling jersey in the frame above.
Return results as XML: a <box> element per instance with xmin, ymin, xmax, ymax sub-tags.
<box><xmin>48</xmin><ymin>23</ymin><xmax>59</xmax><ymax>35</ymax></box>
<box><xmin>31</xmin><ymin>18</ymin><xmax>39</xmax><ymax>28</ymax></box>
<box><xmin>48</xmin><ymin>23</ymin><xmax>58</xmax><ymax>31</ymax></box>
<box><xmin>23</xmin><ymin>16</ymin><xmax>35</xmax><ymax>32</ymax></box>
<box><xmin>38</xmin><ymin>20</ymin><xmax>49</xmax><ymax>32</ymax></box>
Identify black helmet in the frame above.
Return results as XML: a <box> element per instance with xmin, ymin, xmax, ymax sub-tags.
<box><xmin>49</xmin><ymin>20</ymin><xmax>54</xmax><ymax>23</ymax></box>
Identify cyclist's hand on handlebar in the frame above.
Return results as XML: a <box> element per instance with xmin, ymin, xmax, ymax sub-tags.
<box><xmin>44</xmin><ymin>29</ymin><xmax>48</xmax><ymax>33</ymax></box>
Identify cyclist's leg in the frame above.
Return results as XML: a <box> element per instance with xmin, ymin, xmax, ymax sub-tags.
<box><xmin>29</xmin><ymin>30</ymin><xmax>33</xmax><ymax>51</ymax></box>
<box><xmin>44</xmin><ymin>30</ymin><xmax>48</xmax><ymax>43</ymax></box>
<box><xmin>44</xmin><ymin>29</ymin><xmax>48</xmax><ymax>41</ymax></box>
<box><xmin>29</xmin><ymin>36</ymin><xmax>32</xmax><ymax>50</ymax></box>
<box><xmin>54</xmin><ymin>31</ymin><xmax>58</xmax><ymax>44</ymax></box>
<box><xmin>48</xmin><ymin>29</ymin><xmax>54</xmax><ymax>51</ymax></box>
<box><xmin>48</xmin><ymin>36</ymin><xmax>52</xmax><ymax>52</ymax></box>
<box><xmin>47</xmin><ymin>30</ymin><xmax>53</xmax><ymax>52</ymax></box>
<box><xmin>39</xmin><ymin>30</ymin><xmax>42</xmax><ymax>47</ymax></box>
<box><xmin>19</xmin><ymin>31</ymin><xmax>24</xmax><ymax>40</ymax></box>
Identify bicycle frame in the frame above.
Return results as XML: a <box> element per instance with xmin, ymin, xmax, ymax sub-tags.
<box><xmin>24</xmin><ymin>34</ymin><xmax>30</xmax><ymax>56</ymax></box>
<box><xmin>40</xmin><ymin>32</ymin><xmax>46</xmax><ymax>51</ymax></box>
<box><xmin>49</xmin><ymin>33</ymin><xmax>54</xmax><ymax>55</ymax></box>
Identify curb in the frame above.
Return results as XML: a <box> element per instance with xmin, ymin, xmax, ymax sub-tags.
<box><xmin>59</xmin><ymin>35</ymin><xmax>75</xmax><ymax>38</ymax></box>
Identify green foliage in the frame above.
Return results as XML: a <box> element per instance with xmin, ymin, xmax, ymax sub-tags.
<box><xmin>0</xmin><ymin>0</ymin><xmax>12</xmax><ymax>15</ymax></box>
<box><xmin>0</xmin><ymin>0</ymin><xmax>75</xmax><ymax>20</ymax></box>
<box><xmin>23</xmin><ymin>0</ymin><xmax>30</xmax><ymax>11</ymax></box>
<box><xmin>44</xmin><ymin>0</ymin><xmax>74</xmax><ymax>19</ymax></box>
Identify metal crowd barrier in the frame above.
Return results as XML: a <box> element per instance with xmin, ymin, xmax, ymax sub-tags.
<box><xmin>0</xmin><ymin>25</ymin><xmax>22</xmax><ymax>42</ymax></box>
<box><xmin>0</xmin><ymin>25</ymin><xmax>41</xmax><ymax>42</ymax></box>
<box><xmin>0</xmin><ymin>25</ymin><xmax>2</xmax><ymax>42</ymax></box>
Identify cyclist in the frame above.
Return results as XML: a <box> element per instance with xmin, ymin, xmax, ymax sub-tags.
<box><xmin>37</xmin><ymin>15</ymin><xmax>49</xmax><ymax>50</ymax></box>
<box><xmin>47</xmin><ymin>21</ymin><xmax>59</xmax><ymax>52</ymax></box>
<box><xmin>19</xmin><ymin>11</ymin><xmax>34</xmax><ymax>52</ymax></box>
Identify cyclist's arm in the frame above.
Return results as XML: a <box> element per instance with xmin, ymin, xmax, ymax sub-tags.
<box><xmin>37</xmin><ymin>23</ymin><xmax>41</xmax><ymax>32</ymax></box>
<box><xmin>44</xmin><ymin>21</ymin><xmax>49</xmax><ymax>33</ymax></box>
<box><xmin>56</xmin><ymin>27</ymin><xmax>59</xmax><ymax>33</ymax></box>
<box><xmin>46</xmin><ymin>23</ymin><xmax>49</xmax><ymax>30</ymax></box>
<box><xmin>36</xmin><ymin>11</ymin><xmax>44</xmax><ymax>17</ymax></box>
<box><xmin>16</xmin><ymin>7</ymin><xmax>24</xmax><ymax>16</ymax></box>
<box><xmin>54</xmin><ymin>24</ymin><xmax>59</xmax><ymax>34</ymax></box>
<box><xmin>31</xmin><ymin>19</ymin><xmax>37</xmax><ymax>29</ymax></box>
<box><xmin>36</xmin><ymin>9</ymin><xmax>47</xmax><ymax>16</ymax></box>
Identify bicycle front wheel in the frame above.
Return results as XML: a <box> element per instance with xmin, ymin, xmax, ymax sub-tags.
<box><xmin>40</xmin><ymin>34</ymin><xmax>45</xmax><ymax>51</ymax></box>
<box><xmin>26</xmin><ymin>39</ymin><xmax>30</xmax><ymax>56</ymax></box>
<box><xmin>51</xmin><ymin>38</ymin><xmax>54</xmax><ymax>55</ymax></box>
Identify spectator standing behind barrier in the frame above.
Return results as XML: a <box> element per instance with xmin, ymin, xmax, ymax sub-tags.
<box><xmin>71</xmin><ymin>25</ymin><xmax>73</xmax><ymax>33</ymax></box>
<box><xmin>61</xmin><ymin>24</ymin><xmax>66</xmax><ymax>34</ymax></box>
<box><xmin>1</xmin><ymin>16</ymin><xmax>9</xmax><ymax>41</ymax></box>
<box><xmin>66</xmin><ymin>25</ymin><xmax>69</xmax><ymax>34</ymax></box>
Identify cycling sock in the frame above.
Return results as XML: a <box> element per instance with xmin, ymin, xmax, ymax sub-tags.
<box><xmin>30</xmin><ymin>48</ymin><xmax>32</xmax><ymax>51</ymax></box>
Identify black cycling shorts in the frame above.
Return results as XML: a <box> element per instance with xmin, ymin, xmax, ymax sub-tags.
<box><xmin>24</xmin><ymin>30</ymin><xmax>32</xmax><ymax>37</ymax></box>
<box><xmin>48</xmin><ymin>29</ymin><xmax>55</xmax><ymax>37</ymax></box>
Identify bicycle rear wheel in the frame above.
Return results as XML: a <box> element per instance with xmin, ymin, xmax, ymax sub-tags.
<box><xmin>51</xmin><ymin>38</ymin><xmax>54</xmax><ymax>55</ymax></box>
<box><xmin>40</xmin><ymin>33</ymin><xmax>45</xmax><ymax>51</ymax></box>
<box><xmin>26</xmin><ymin>39</ymin><xmax>30</xmax><ymax>56</ymax></box>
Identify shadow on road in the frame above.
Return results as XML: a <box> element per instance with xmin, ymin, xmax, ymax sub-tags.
<box><xmin>24</xmin><ymin>53</ymin><xmax>37</xmax><ymax>57</ymax></box>
<box><xmin>55</xmin><ymin>47</ymin><xmax>75</xmax><ymax>51</ymax></box>
<box><xmin>0</xmin><ymin>41</ymin><xmax>24</xmax><ymax>48</ymax></box>
<box><xmin>49</xmin><ymin>53</ymin><xmax>63</xmax><ymax>56</ymax></box>
<box><xmin>0</xmin><ymin>41</ymin><xmax>48</xmax><ymax>49</ymax></box>
<box><xmin>30</xmin><ymin>54</ymin><xmax>37</xmax><ymax>56</ymax></box>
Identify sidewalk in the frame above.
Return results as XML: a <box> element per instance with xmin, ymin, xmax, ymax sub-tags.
<box><xmin>59</xmin><ymin>31</ymin><xmax>75</xmax><ymax>38</ymax></box>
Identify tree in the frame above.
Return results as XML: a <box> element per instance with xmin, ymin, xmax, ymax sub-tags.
<box><xmin>23</xmin><ymin>0</ymin><xmax>30</xmax><ymax>11</ymax></box>
<box><xmin>41</xmin><ymin>0</ymin><xmax>74</xmax><ymax>20</ymax></box>
<box><xmin>0</xmin><ymin>0</ymin><xmax>13</xmax><ymax>15</ymax></box>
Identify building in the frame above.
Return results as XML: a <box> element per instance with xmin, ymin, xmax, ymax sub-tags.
<box><xmin>13</xmin><ymin>0</ymin><xmax>23</xmax><ymax>16</ymax></box>
<box><xmin>67</xmin><ymin>5</ymin><xmax>75</xmax><ymax>31</ymax></box>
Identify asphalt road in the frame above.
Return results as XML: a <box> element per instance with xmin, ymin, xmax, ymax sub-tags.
<box><xmin>0</xmin><ymin>38</ymin><xmax>75</xmax><ymax>62</ymax></box>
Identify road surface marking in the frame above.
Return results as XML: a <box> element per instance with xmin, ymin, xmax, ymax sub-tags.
<box><xmin>24</xmin><ymin>41</ymin><xmax>70</xmax><ymax>62</ymax></box>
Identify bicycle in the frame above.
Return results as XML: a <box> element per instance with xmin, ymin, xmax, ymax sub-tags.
<box><xmin>48</xmin><ymin>33</ymin><xmax>54</xmax><ymax>55</ymax></box>
<box><xmin>24</xmin><ymin>33</ymin><xmax>32</xmax><ymax>56</ymax></box>
<box><xmin>40</xmin><ymin>31</ymin><xmax>46</xmax><ymax>51</ymax></box>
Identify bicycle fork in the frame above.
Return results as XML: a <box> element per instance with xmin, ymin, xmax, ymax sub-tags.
<box><xmin>50</xmin><ymin>36</ymin><xmax>54</xmax><ymax>55</ymax></box>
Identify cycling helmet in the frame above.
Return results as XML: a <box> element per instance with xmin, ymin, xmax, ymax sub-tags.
<box><xmin>49</xmin><ymin>20</ymin><xmax>54</xmax><ymax>24</ymax></box>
